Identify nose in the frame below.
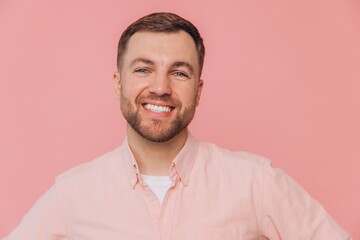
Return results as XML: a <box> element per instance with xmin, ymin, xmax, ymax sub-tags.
<box><xmin>148</xmin><ymin>73</ymin><xmax>172</xmax><ymax>96</ymax></box>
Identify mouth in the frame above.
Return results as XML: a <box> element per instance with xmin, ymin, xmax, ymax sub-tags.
<box><xmin>143</xmin><ymin>103</ymin><xmax>173</xmax><ymax>113</ymax></box>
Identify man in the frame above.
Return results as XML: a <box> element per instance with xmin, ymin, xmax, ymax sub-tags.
<box><xmin>4</xmin><ymin>12</ymin><xmax>351</xmax><ymax>239</ymax></box>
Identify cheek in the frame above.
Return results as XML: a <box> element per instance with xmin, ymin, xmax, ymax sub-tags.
<box><xmin>121</xmin><ymin>78</ymin><xmax>148</xmax><ymax>98</ymax></box>
<box><xmin>179</xmin><ymin>85</ymin><xmax>199</xmax><ymax>103</ymax></box>
<box><xmin>174</xmin><ymin>92</ymin><xmax>197</xmax><ymax>110</ymax></box>
<box><xmin>120</xmin><ymin>84</ymin><xmax>132</xmax><ymax>98</ymax></box>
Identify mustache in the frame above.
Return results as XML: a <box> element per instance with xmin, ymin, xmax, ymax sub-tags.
<box><xmin>136</xmin><ymin>93</ymin><xmax>180</xmax><ymax>107</ymax></box>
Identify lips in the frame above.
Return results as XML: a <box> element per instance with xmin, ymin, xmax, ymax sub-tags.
<box><xmin>143</xmin><ymin>103</ymin><xmax>172</xmax><ymax>113</ymax></box>
<box><xmin>137</xmin><ymin>94</ymin><xmax>178</xmax><ymax>114</ymax></box>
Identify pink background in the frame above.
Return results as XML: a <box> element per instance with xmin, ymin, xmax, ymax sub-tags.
<box><xmin>1</xmin><ymin>0</ymin><xmax>359</xmax><ymax>238</ymax></box>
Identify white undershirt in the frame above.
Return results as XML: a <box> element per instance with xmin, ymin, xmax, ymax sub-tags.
<box><xmin>141</xmin><ymin>174</ymin><xmax>173</xmax><ymax>204</ymax></box>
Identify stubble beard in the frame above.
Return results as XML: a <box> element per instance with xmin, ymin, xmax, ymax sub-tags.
<box><xmin>120</xmin><ymin>93</ymin><xmax>196</xmax><ymax>143</ymax></box>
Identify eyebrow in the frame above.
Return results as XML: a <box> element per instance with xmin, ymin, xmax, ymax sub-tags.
<box><xmin>171</xmin><ymin>61</ymin><xmax>195</xmax><ymax>76</ymax></box>
<box><xmin>130</xmin><ymin>58</ymin><xmax>195</xmax><ymax>75</ymax></box>
<box><xmin>130</xmin><ymin>58</ymin><xmax>155</xmax><ymax>68</ymax></box>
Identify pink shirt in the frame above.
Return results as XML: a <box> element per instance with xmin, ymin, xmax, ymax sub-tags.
<box><xmin>4</xmin><ymin>134</ymin><xmax>351</xmax><ymax>239</ymax></box>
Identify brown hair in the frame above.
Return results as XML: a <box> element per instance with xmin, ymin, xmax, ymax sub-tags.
<box><xmin>117</xmin><ymin>12</ymin><xmax>205</xmax><ymax>76</ymax></box>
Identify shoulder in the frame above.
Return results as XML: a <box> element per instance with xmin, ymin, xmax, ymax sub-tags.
<box><xmin>55</xmin><ymin>146</ymin><xmax>122</xmax><ymax>187</ymax></box>
<box><xmin>197</xmin><ymin>140</ymin><xmax>271</xmax><ymax>167</ymax></box>
<box><xmin>195</xmin><ymin>140</ymin><xmax>273</xmax><ymax>180</ymax></box>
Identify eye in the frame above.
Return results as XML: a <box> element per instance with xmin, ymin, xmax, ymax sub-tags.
<box><xmin>134</xmin><ymin>68</ymin><xmax>150</xmax><ymax>74</ymax></box>
<box><xmin>172</xmin><ymin>71</ymin><xmax>189</xmax><ymax>79</ymax></box>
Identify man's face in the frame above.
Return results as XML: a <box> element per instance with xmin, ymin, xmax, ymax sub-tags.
<box><xmin>114</xmin><ymin>31</ymin><xmax>203</xmax><ymax>142</ymax></box>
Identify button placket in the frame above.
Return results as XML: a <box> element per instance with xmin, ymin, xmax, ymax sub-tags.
<box><xmin>158</xmin><ymin>168</ymin><xmax>179</xmax><ymax>240</ymax></box>
<box><xmin>139</xmin><ymin>179</ymin><xmax>162</xmax><ymax>233</ymax></box>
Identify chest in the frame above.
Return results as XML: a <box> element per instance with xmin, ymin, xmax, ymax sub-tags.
<box><xmin>67</xmin><ymin>178</ymin><xmax>261</xmax><ymax>240</ymax></box>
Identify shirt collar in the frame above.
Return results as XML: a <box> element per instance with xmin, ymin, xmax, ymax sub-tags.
<box><xmin>118</xmin><ymin>132</ymin><xmax>199</xmax><ymax>189</ymax></box>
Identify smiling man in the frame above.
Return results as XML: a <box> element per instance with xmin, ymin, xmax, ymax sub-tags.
<box><xmin>114</xmin><ymin>29</ymin><xmax>203</xmax><ymax>176</ymax></box>
<box><xmin>4</xmin><ymin>12</ymin><xmax>351</xmax><ymax>240</ymax></box>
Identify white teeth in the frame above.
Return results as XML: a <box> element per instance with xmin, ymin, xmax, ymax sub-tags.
<box><xmin>144</xmin><ymin>104</ymin><xmax>171</xmax><ymax>113</ymax></box>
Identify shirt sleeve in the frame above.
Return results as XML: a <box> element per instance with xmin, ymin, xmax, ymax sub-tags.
<box><xmin>260</xmin><ymin>165</ymin><xmax>352</xmax><ymax>239</ymax></box>
<box><xmin>3</xmin><ymin>185</ymin><xmax>68</xmax><ymax>240</ymax></box>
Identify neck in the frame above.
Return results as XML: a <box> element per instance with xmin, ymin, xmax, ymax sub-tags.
<box><xmin>127</xmin><ymin>126</ymin><xmax>188</xmax><ymax>176</ymax></box>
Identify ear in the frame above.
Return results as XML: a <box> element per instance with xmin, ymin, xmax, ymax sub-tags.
<box><xmin>195</xmin><ymin>79</ymin><xmax>204</xmax><ymax>107</ymax></box>
<box><xmin>113</xmin><ymin>71</ymin><xmax>121</xmax><ymax>100</ymax></box>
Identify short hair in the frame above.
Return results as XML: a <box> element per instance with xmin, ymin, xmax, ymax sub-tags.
<box><xmin>117</xmin><ymin>12</ymin><xmax>205</xmax><ymax>76</ymax></box>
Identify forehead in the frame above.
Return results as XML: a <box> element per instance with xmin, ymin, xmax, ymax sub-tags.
<box><xmin>123</xmin><ymin>31</ymin><xmax>199</xmax><ymax>70</ymax></box>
